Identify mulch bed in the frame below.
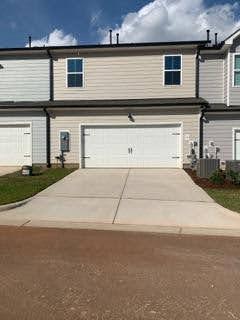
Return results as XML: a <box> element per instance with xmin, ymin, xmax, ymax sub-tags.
<box><xmin>185</xmin><ymin>169</ymin><xmax>240</xmax><ymax>189</ymax></box>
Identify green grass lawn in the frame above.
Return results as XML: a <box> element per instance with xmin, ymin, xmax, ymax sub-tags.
<box><xmin>0</xmin><ymin>167</ymin><xmax>76</xmax><ymax>205</ymax></box>
<box><xmin>205</xmin><ymin>188</ymin><xmax>240</xmax><ymax>213</ymax></box>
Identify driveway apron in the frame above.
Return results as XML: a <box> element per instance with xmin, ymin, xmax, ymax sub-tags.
<box><xmin>1</xmin><ymin>168</ymin><xmax>240</xmax><ymax>230</ymax></box>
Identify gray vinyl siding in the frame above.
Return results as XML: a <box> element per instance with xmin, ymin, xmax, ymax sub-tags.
<box><xmin>203</xmin><ymin>113</ymin><xmax>240</xmax><ymax>161</ymax></box>
<box><xmin>199</xmin><ymin>54</ymin><xmax>224</xmax><ymax>103</ymax></box>
<box><xmin>0</xmin><ymin>58</ymin><xmax>50</xmax><ymax>101</ymax></box>
<box><xmin>0</xmin><ymin>111</ymin><xmax>46</xmax><ymax>164</ymax></box>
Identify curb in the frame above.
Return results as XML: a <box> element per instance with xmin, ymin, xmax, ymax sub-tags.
<box><xmin>27</xmin><ymin>221</ymin><xmax>240</xmax><ymax>237</ymax></box>
<box><xmin>0</xmin><ymin>196</ymin><xmax>35</xmax><ymax>212</ymax></box>
<box><xmin>0</xmin><ymin>219</ymin><xmax>239</xmax><ymax>238</ymax></box>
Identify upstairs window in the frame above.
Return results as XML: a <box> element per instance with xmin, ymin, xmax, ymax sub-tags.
<box><xmin>234</xmin><ymin>54</ymin><xmax>240</xmax><ymax>87</ymax></box>
<box><xmin>164</xmin><ymin>55</ymin><xmax>182</xmax><ymax>85</ymax></box>
<box><xmin>67</xmin><ymin>58</ymin><xmax>84</xmax><ymax>88</ymax></box>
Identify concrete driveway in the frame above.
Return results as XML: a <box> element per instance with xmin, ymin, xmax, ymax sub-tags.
<box><xmin>1</xmin><ymin>168</ymin><xmax>240</xmax><ymax>231</ymax></box>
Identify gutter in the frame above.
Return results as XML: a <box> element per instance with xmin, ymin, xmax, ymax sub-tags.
<box><xmin>205</xmin><ymin>108</ymin><xmax>240</xmax><ymax>113</ymax></box>
<box><xmin>43</xmin><ymin>108</ymin><xmax>51</xmax><ymax>168</ymax></box>
<box><xmin>0</xmin><ymin>40</ymin><xmax>210</xmax><ymax>53</ymax></box>
<box><xmin>0</xmin><ymin>98</ymin><xmax>208</xmax><ymax>109</ymax></box>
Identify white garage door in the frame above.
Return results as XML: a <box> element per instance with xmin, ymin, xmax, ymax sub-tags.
<box><xmin>82</xmin><ymin>124</ymin><xmax>181</xmax><ymax>168</ymax></box>
<box><xmin>0</xmin><ymin>124</ymin><xmax>32</xmax><ymax>166</ymax></box>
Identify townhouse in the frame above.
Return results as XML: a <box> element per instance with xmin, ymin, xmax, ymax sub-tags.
<box><xmin>0</xmin><ymin>49</ymin><xmax>49</xmax><ymax>166</ymax></box>
<box><xmin>50</xmin><ymin>41</ymin><xmax>208</xmax><ymax>168</ymax></box>
<box><xmin>0</xmin><ymin>38</ymin><xmax>209</xmax><ymax>168</ymax></box>
<box><xmin>2</xmin><ymin>29</ymin><xmax>240</xmax><ymax>169</ymax></box>
<box><xmin>200</xmin><ymin>29</ymin><xmax>240</xmax><ymax>163</ymax></box>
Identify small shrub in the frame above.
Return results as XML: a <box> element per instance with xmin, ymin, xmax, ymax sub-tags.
<box><xmin>227</xmin><ymin>170</ymin><xmax>240</xmax><ymax>185</ymax></box>
<box><xmin>210</xmin><ymin>170</ymin><xmax>225</xmax><ymax>185</ymax></box>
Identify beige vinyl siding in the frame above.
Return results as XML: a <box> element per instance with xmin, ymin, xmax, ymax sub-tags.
<box><xmin>50</xmin><ymin>109</ymin><xmax>199</xmax><ymax>166</ymax></box>
<box><xmin>53</xmin><ymin>50</ymin><xmax>196</xmax><ymax>100</ymax></box>
<box><xmin>0</xmin><ymin>58</ymin><xmax>49</xmax><ymax>101</ymax></box>
<box><xmin>199</xmin><ymin>54</ymin><xmax>224</xmax><ymax>103</ymax></box>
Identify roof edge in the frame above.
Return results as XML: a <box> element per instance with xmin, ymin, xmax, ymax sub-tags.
<box><xmin>0</xmin><ymin>97</ymin><xmax>207</xmax><ymax>109</ymax></box>
<box><xmin>0</xmin><ymin>40</ymin><xmax>209</xmax><ymax>53</ymax></box>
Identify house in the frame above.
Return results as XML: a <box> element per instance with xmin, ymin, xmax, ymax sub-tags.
<box><xmin>49</xmin><ymin>40</ymin><xmax>210</xmax><ymax>168</ymax></box>
<box><xmin>0</xmin><ymin>48</ymin><xmax>50</xmax><ymax>166</ymax></box>
<box><xmin>0</xmin><ymin>36</ymin><xmax>210</xmax><ymax>168</ymax></box>
<box><xmin>200</xmin><ymin>29</ymin><xmax>240</xmax><ymax>163</ymax></box>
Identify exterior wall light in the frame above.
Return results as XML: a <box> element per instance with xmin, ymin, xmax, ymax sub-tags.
<box><xmin>128</xmin><ymin>113</ymin><xmax>135</xmax><ymax>122</ymax></box>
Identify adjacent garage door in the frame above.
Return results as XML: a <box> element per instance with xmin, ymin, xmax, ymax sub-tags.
<box><xmin>82</xmin><ymin>124</ymin><xmax>182</xmax><ymax>168</ymax></box>
<box><xmin>0</xmin><ymin>124</ymin><xmax>32</xmax><ymax>166</ymax></box>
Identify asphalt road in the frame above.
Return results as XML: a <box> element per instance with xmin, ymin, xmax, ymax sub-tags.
<box><xmin>0</xmin><ymin>227</ymin><xmax>239</xmax><ymax>320</ymax></box>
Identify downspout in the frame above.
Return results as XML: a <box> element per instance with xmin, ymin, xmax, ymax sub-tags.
<box><xmin>43</xmin><ymin>108</ymin><xmax>51</xmax><ymax>168</ymax></box>
<box><xmin>44</xmin><ymin>48</ymin><xmax>53</xmax><ymax>168</ymax></box>
<box><xmin>195</xmin><ymin>47</ymin><xmax>200</xmax><ymax>98</ymax></box>
<box><xmin>46</xmin><ymin>49</ymin><xmax>54</xmax><ymax>101</ymax></box>
<box><xmin>197</xmin><ymin>46</ymin><xmax>202</xmax><ymax>158</ymax></box>
<box><xmin>199</xmin><ymin>106</ymin><xmax>208</xmax><ymax>159</ymax></box>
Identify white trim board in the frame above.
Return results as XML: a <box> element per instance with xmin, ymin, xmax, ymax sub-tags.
<box><xmin>65</xmin><ymin>57</ymin><xmax>85</xmax><ymax>89</ymax></box>
<box><xmin>232</xmin><ymin>128</ymin><xmax>240</xmax><ymax>160</ymax></box>
<box><xmin>227</xmin><ymin>52</ymin><xmax>230</xmax><ymax>106</ymax></box>
<box><xmin>232</xmin><ymin>53</ymin><xmax>240</xmax><ymax>88</ymax></box>
<box><xmin>163</xmin><ymin>54</ymin><xmax>183</xmax><ymax>87</ymax></box>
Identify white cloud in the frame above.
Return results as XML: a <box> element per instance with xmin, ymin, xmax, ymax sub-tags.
<box><xmin>100</xmin><ymin>0</ymin><xmax>240</xmax><ymax>43</ymax></box>
<box><xmin>90</xmin><ymin>10</ymin><xmax>102</xmax><ymax>27</ymax></box>
<box><xmin>26</xmin><ymin>29</ymin><xmax>78</xmax><ymax>47</ymax></box>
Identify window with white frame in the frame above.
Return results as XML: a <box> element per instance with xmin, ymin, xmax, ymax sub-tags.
<box><xmin>164</xmin><ymin>55</ymin><xmax>182</xmax><ymax>85</ymax></box>
<box><xmin>233</xmin><ymin>54</ymin><xmax>240</xmax><ymax>87</ymax></box>
<box><xmin>67</xmin><ymin>58</ymin><xmax>84</xmax><ymax>88</ymax></box>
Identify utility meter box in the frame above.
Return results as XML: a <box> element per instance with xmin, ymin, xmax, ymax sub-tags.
<box><xmin>60</xmin><ymin>131</ymin><xmax>70</xmax><ymax>152</ymax></box>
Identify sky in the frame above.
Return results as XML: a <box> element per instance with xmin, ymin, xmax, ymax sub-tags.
<box><xmin>0</xmin><ymin>0</ymin><xmax>240</xmax><ymax>48</ymax></box>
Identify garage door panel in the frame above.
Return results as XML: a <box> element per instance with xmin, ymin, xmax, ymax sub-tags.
<box><xmin>129</xmin><ymin>126</ymin><xmax>180</xmax><ymax>167</ymax></box>
<box><xmin>0</xmin><ymin>124</ymin><xmax>32</xmax><ymax>166</ymax></box>
<box><xmin>82</xmin><ymin>125</ymin><xmax>181</xmax><ymax>168</ymax></box>
<box><xmin>84</xmin><ymin>127</ymin><xmax>131</xmax><ymax>167</ymax></box>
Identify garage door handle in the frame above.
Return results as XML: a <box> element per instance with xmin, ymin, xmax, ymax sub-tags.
<box><xmin>24</xmin><ymin>155</ymin><xmax>31</xmax><ymax>158</ymax></box>
<box><xmin>172</xmin><ymin>156</ymin><xmax>180</xmax><ymax>159</ymax></box>
<box><xmin>172</xmin><ymin>133</ymin><xmax>180</xmax><ymax>136</ymax></box>
<box><xmin>128</xmin><ymin>148</ymin><xmax>133</xmax><ymax>154</ymax></box>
